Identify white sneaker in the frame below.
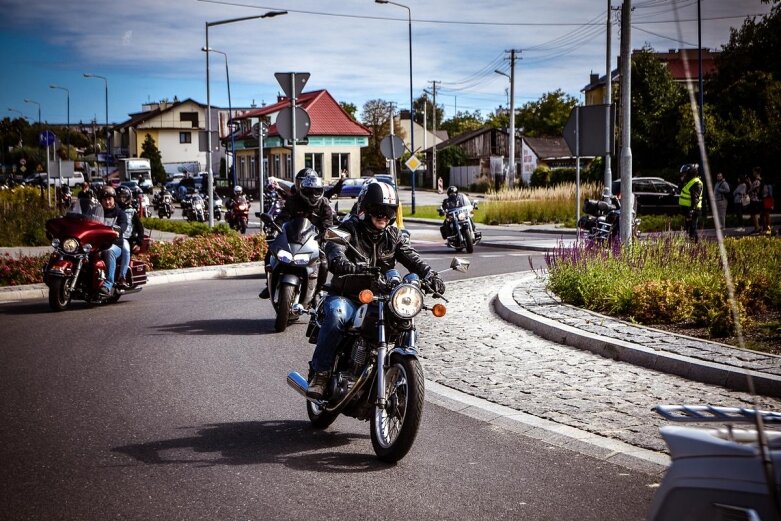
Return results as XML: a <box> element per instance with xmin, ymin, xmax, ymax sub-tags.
<box><xmin>736</xmin><ymin>227</ymin><xmax>745</xmax><ymax>232</ymax></box>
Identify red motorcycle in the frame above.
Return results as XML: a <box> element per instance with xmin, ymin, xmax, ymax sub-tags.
<box><xmin>42</xmin><ymin>200</ymin><xmax>148</xmax><ymax>311</ymax></box>
<box><xmin>226</xmin><ymin>196</ymin><xmax>249</xmax><ymax>234</ymax></box>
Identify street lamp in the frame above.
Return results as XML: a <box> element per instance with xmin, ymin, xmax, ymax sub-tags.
<box><xmin>23</xmin><ymin>99</ymin><xmax>41</xmax><ymax>126</ymax></box>
<box><xmin>49</xmin><ymin>84</ymin><xmax>70</xmax><ymax>157</ymax></box>
<box><xmin>205</xmin><ymin>10</ymin><xmax>287</xmax><ymax>227</ymax></box>
<box><xmin>83</xmin><ymin>73</ymin><xmax>110</xmax><ymax>177</ymax></box>
<box><xmin>201</xmin><ymin>47</ymin><xmax>236</xmax><ymax>188</ymax></box>
<box><xmin>375</xmin><ymin>0</ymin><xmax>416</xmax><ymax>213</ymax></box>
<box><xmin>7</xmin><ymin>108</ymin><xmax>28</xmax><ymax>120</ymax></box>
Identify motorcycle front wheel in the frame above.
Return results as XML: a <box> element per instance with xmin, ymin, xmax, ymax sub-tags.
<box><xmin>48</xmin><ymin>278</ymin><xmax>72</xmax><ymax>311</ymax></box>
<box><xmin>240</xmin><ymin>218</ymin><xmax>247</xmax><ymax>234</ymax></box>
<box><xmin>465</xmin><ymin>228</ymin><xmax>475</xmax><ymax>254</ymax></box>
<box><xmin>371</xmin><ymin>355</ymin><xmax>424</xmax><ymax>463</ymax></box>
<box><xmin>274</xmin><ymin>284</ymin><xmax>296</xmax><ymax>332</ymax></box>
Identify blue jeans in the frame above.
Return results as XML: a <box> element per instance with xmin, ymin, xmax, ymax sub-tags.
<box><xmin>310</xmin><ymin>296</ymin><xmax>358</xmax><ymax>373</ymax></box>
<box><xmin>119</xmin><ymin>239</ymin><xmax>131</xmax><ymax>281</ymax></box>
<box><xmin>104</xmin><ymin>244</ymin><xmax>122</xmax><ymax>290</ymax></box>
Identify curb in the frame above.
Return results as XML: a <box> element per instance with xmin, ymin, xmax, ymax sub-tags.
<box><xmin>493</xmin><ymin>273</ymin><xmax>781</xmax><ymax>399</ymax></box>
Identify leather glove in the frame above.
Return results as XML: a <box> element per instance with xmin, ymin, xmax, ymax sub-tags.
<box><xmin>425</xmin><ymin>271</ymin><xmax>446</xmax><ymax>295</ymax></box>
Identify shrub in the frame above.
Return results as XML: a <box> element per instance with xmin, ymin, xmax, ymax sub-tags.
<box><xmin>631</xmin><ymin>279</ymin><xmax>694</xmax><ymax>323</ymax></box>
<box><xmin>529</xmin><ymin>166</ymin><xmax>551</xmax><ymax>188</ymax></box>
<box><xmin>0</xmin><ymin>186</ymin><xmax>61</xmax><ymax>246</ymax></box>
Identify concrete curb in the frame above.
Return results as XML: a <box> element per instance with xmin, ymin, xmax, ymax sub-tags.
<box><xmin>494</xmin><ymin>273</ymin><xmax>781</xmax><ymax>398</ymax></box>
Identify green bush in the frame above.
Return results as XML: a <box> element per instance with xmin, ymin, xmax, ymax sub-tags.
<box><xmin>0</xmin><ymin>186</ymin><xmax>61</xmax><ymax>246</ymax></box>
<box><xmin>142</xmin><ymin>217</ymin><xmax>235</xmax><ymax>237</ymax></box>
<box><xmin>529</xmin><ymin>166</ymin><xmax>551</xmax><ymax>188</ymax></box>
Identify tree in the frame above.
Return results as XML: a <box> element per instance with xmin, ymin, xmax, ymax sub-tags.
<box><xmin>339</xmin><ymin>102</ymin><xmax>358</xmax><ymax>120</ymax></box>
<box><xmin>360</xmin><ymin>99</ymin><xmax>405</xmax><ymax>172</ymax></box>
<box><xmin>516</xmin><ymin>89</ymin><xmax>578</xmax><ymax>137</ymax></box>
<box><xmin>140</xmin><ymin>134</ymin><xmax>166</xmax><ymax>185</ymax></box>
<box><xmin>413</xmin><ymin>94</ymin><xmax>445</xmax><ymax>130</ymax></box>
<box><xmin>439</xmin><ymin>110</ymin><xmax>484</xmax><ymax>139</ymax></box>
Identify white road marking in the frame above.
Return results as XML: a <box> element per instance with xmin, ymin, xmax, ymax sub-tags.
<box><xmin>479</xmin><ymin>254</ymin><xmax>504</xmax><ymax>258</ymax></box>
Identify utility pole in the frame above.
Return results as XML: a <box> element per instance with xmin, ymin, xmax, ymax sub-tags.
<box><xmin>428</xmin><ymin>81</ymin><xmax>439</xmax><ymax>190</ymax></box>
<box><xmin>604</xmin><ymin>0</ymin><xmax>613</xmax><ymax>193</ymax></box>
<box><xmin>506</xmin><ymin>49</ymin><xmax>521</xmax><ymax>187</ymax></box>
<box><xmin>619</xmin><ymin>0</ymin><xmax>633</xmax><ymax>245</ymax></box>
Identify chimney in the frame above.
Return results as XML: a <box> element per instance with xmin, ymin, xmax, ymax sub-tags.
<box><xmin>590</xmin><ymin>73</ymin><xmax>599</xmax><ymax>85</ymax></box>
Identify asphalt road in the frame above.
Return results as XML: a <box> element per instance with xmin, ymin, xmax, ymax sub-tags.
<box><xmin>0</xmin><ymin>241</ymin><xmax>657</xmax><ymax>520</ymax></box>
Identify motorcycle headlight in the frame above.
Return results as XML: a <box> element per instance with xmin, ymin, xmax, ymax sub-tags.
<box><xmin>457</xmin><ymin>212</ymin><xmax>467</xmax><ymax>221</ymax></box>
<box><xmin>293</xmin><ymin>253</ymin><xmax>310</xmax><ymax>265</ymax></box>
<box><xmin>389</xmin><ymin>284</ymin><xmax>423</xmax><ymax>319</ymax></box>
<box><xmin>276</xmin><ymin>249</ymin><xmax>293</xmax><ymax>263</ymax></box>
<box><xmin>62</xmin><ymin>238</ymin><xmax>79</xmax><ymax>254</ymax></box>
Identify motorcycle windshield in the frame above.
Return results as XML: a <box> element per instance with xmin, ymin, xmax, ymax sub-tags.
<box><xmin>66</xmin><ymin>198</ymin><xmax>105</xmax><ymax>223</ymax></box>
<box><xmin>284</xmin><ymin>217</ymin><xmax>316</xmax><ymax>245</ymax></box>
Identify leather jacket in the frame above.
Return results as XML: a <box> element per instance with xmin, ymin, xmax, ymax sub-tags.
<box><xmin>442</xmin><ymin>193</ymin><xmax>471</xmax><ymax>211</ymax></box>
<box><xmin>276</xmin><ymin>193</ymin><xmax>334</xmax><ymax>234</ymax></box>
<box><xmin>325</xmin><ymin>217</ymin><xmax>432</xmax><ymax>298</ymax></box>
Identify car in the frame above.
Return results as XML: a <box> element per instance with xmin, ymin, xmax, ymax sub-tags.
<box><xmin>335</xmin><ymin>177</ymin><xmax>367</xmax><ymax>198</ymax></box>
<box><xmin>611</xmin><ymin>177</ymin><xmax>681</xmax><ymax>215</ymax></box>
<box><xmin>22</xmin><ymin>173</ymin><xmax>49</xmax><ymax>186</ymax></box>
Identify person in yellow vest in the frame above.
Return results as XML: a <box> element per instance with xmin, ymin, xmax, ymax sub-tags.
<box><xmin>678</xmin><ymin>163</ymin><xmax>703</xmax><ymax>243</ymax></box>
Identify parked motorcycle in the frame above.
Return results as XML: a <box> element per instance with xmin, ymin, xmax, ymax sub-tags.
<box><xmin>226</xmin><ymin>197</ymin><xmax>250</xmax><ymax>234</ymax></box>
<box><xmin>438</xmin><ymin>203</ymin><xmax>482</xmax><ymax>253</ymax></box>
<box><xmin>158</xmin><ymin>191</ymin><xmax>174</xmax><ymax>219</ymax></box>
<box><xmin>577</xmin><ymin>196</ymin><xmax>640</xmax><ymax>246</ymax></box>
<box><xmin>648</xmin><ymin>405</ymin><xmax>781</xmax><ymax>520</ymax></box>
<box><xmin>186</xmin><ymin>193</ymin><xmax>207</xmax><ymax>222</ymax></box>
<box><xmin>287</xmin><ymin>229</ymin><xmax>470</xmax><ymax>462</ymax></box>
<box><xmin>42</xmin><ymin>199</ymin><xmax>148</xmax><ymax>311</ymax></box>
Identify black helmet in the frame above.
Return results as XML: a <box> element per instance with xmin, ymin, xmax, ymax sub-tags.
<box><xmin>295</xmin><ymin>168</ymin><xmax>317</xmax><ymax>191</ymax></box>
<box><xmin>117</xmin><ymin>186</ymin><xmax>133</xmax><ymax>205</ymax></box>
<box><xmin>680</xmin><ymin>164</ymin><xmax>699</xmax><ymax>177</ymax></box>
<box><xmin>299</xmin><ymin>173</ymin><xmax>324</xmax><ymax>206</ymax></box>
<box><xmin>99</xmin><ymin>186</ymin><xmax>116</xmax><ymax>200</ymax></box>
<box><xmin>447</xmin><ymin>186</ymin><xmax>458</xmax><ymax>197</ymax></box>
<box><xmin>359</xmin><ymin>181</ymin><xmax>398</xmax><ymax>227</ymax></box>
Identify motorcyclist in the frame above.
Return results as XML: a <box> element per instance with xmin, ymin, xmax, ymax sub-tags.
<box><xmin>226</xmin><ymin>185</ymin><xmax>248</xmax><ymax>225</ymax></box>
<box><xmin>96</xmin><ymin>186</ymin><xmax>128</xmax><ymax>296</ymax></box>
<box><xmin>678</xmin><ymin>163</ymin><xmax>703</xmax><ymax>243</ymax></box>
<box><xmin>306</xmin><ymin>181</ymin><xmax>446</xmax><ymax>399</ymax></box>
<box><xmin>348</xmin><ymin>177</ymin><xmax>378</xmax><ymax>217</ymax></box>
<box><xmin>117</xmin><ymin>186</ymin><xmax>145</xmax><ymax>288</ymax></box>
<box><xmin>259</xmin><ymin>169</ymin><xmax>334</xmax><ymax>300</ymax></box>
<box><xmin>440</xmin><ymin>185</ymin><xmax>477</xmax><ymax>236</ymax></box>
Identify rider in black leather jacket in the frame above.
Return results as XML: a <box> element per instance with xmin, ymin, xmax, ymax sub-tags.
<box><xmin>306</xmin><ymin>181</ymin><xmax>445</xmax><ymax>399</ymax></box>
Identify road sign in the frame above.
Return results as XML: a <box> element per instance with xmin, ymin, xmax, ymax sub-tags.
<box><xmin>274</xmin><ymin>72</ymin><xmax>310</xmax><ymax>99</ymax></box>
<box><xmin>405</xmin><ymin>155</ymin><xmax>421</xmax><ymax>172</ymax></box>
<box><xmin>276</xmin><ymin>107</ymin><xmax>311</xmax><ymax>141</ymax></box>
<box><xmin>563</xmin><ymin>104</ymin><xmax>615</xmax><ymax>156</ymax></box>
<box><xmin>380</xmin><ymin>135</ymin><xmax>405</xmax><ymax>159</ymax></box>
<box><xmin>38</xmin><ymin>130</ymin><xmax>56</xmax><ymax>147</ymax></box>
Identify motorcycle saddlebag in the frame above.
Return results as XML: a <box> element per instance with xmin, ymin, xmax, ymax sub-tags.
<box><xmin>129</xmin><ymin>261</ymin><xmax>148</xmax><ymax>286</ymax></box>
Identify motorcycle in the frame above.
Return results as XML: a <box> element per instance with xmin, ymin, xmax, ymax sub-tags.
<box><xmin>438</xmin><ymin>202</ymin><xmax>482</xmax><ymax>253</ymax></box>
<box><xmin>287</xmin><ymin>228</ymin><xmax>470</xmax><ymax>462</ymax></box>
<box><xmin>226</xmin><ymin>197</ymin><xmax>250</xmax><ymax>234</ymax></box>
<box><xmin>186</xmin><ymin>194</ymin><xmax>207</xmax><ymax>222</ymax></box>
<box><xmin>158</xmin><ymin>191</ymin><xmax>174</xmax><ymax>219</ymax></box>
<box><xmin>257</xmin><ymin>191</ymin><xmax>284</xmax><ymax>240</ymax></box>
<box><xmin>261</xmin><ymin>214</ymin><xmax>322</xmax><ymax>332</ymax></box>
<box><xmin>42</xmin><ymin>199</ymin><xmax>148</xmax><ymax>311</ymax></box>
<box><xmin>209</xmin><ymin>194</ymin><xmax>224</xmax><ymax>222</ymax></box>
<box><xmin>648</xmin><ymin>405</ymin><xmax>781</xmax><ymax>521</ymax></box>
<box><xmin>577</xmin><ymin>196</ymin><xmax>640</xmax><ymax>246</ymax></box>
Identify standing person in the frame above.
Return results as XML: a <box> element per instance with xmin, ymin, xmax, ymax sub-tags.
<box><xmin>678</xmin><ymin>164</ymin><xmax>703</xmax><ymax>243</ymax></box>
<box><xmin>761</xmin><ymin>178</ymin><xmax>774</xmax><ymax>235</ymax></box>
<box><xmin>714</xmin><ymin>172</ymin><xmax>730</xmax><ymax>231</ymax></box>
<box><xmin>733</xmin><ymin>175</ymin><xmax>749</xmax><ymax>232</ymax></box>
<box><xmin>748</xmin><ymin>167</ymin><xmax>763</xmax><ymax>233</ymax></box>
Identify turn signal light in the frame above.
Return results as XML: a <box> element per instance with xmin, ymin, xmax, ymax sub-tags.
<box><xmin>358</xmin><ymin>289</ymin><xmax>374</xmax><ymax>304</ymax></box>
<box><xmin>432</xmin><ymin>303</ymin><xmax>447</xmax><ymax>317</ymax></box>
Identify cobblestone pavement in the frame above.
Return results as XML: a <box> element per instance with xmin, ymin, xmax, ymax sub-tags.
<box><xmin>417</xmin><ymin>274</ymin><xmax>781</xmax><ymax>453</ymax></box>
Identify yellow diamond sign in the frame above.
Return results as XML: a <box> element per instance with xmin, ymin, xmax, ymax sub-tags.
<box><xmin>405</xmin><ymin>156</ymin><xmax>421</xmax><ymax>172</ymax></box>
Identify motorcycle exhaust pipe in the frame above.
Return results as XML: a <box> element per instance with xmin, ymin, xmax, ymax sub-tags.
<box><xmin>286</xmin><ymin>371</ymin><xmax>309</xmax><ymax>397</ymax></box>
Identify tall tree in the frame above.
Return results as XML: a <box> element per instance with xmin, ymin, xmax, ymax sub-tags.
<box><xmin>140</xmin><ymin>133</ymin><xmax>166</xmax><ymax>185</ymax></box>
<box><xmin>516</xmin><ymin>89</ymin><xmax>578</xmax><ymax>137</ymax></box>
<box><xmin>438</xmin><ymin>110</ymin><xmax>484</xmax><ymax>139</ymax></box>
<box><xmin>360</xmin><ymin>99</ymin><xmax>406</xmax><ymax>172</ymax></box>
<box><xmin>339</xmin><ymin>102</ymin><xmax>358</xmax><ymax>120</ymax></box>
<box><xmin>413</xmin><ymin>94</ymin><xmax>445</xmax><ymax>130</ymax></box>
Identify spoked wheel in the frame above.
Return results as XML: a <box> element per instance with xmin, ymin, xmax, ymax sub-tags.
<box><xmin>274</xmin><ymin>284</ymin><xmax>296</xmax><ymax>332</ymax></box>
<box><xmin>48</xmin><ymin>278</ymin><xmax>72</xmax><ymax>311</ymax></box>
<box><xmin>307</xmin><ymin>398</ymin><xmax>339</xmax><ymax>429</ymax></box>
<box><xmin>371</xmin><ymin>355</ymin><xmax>425</xmax><ymax>463</ymax></box>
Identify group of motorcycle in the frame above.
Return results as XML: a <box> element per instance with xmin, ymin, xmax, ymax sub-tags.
<box><xmin>576</xmin><ymin>191</ymin><xmax>640</xmax><ymax>246</ymax></box>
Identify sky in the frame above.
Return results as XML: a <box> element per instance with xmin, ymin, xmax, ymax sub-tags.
<box><xmin>0</xmin><ymin>0</ymin><xmax>773</xmax><ymax>127</ymax></box>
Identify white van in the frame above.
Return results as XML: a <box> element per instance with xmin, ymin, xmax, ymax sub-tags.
<box><xmin>48</xmin><ymin>171</ymin><xmax>86</xmax><ymax>188</ymax></box>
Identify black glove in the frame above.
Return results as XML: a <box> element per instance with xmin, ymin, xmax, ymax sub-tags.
<box><xmin>425</xmin><ymin>271</ymin><xmax>446</xmax><ymax>295</ymax></box>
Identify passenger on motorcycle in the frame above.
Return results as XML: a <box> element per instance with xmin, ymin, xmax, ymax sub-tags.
<box><xmin>259</xmin><ymin>170</ymin><xmax>334</xmax><ymax>300</ymax></box>
<box><xmin>97</xmin><ymin>187</ymin><xmax>128</xmax><ymax>296</ymax></box>
<box><xmin>117</xmin><ymin>187</ymin><xmax>145</xmax><ymax>288</ymax></box>
<box><xmin>306</xmin><ymin>181</ymin><xmax>446</xmax><ymax>399</ymax></box>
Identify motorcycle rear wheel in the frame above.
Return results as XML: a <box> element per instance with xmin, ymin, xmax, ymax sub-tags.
<box><xmin>371</xmin><ymin>355</ymin><xmax>424</xmax><ymax>463</ymax></box>
<box><xmin>274</xmin><ymin>284</ymin><xmax>296</xmax><ymax>332</ymax></box>
<box><xmin>48</xmin><ymin>278</ymin><xmax>71</xmax><ymax>311</ymax></box>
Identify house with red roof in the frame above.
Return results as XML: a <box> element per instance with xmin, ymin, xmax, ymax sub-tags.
<box><xmin>230</xmin><ymin>89</ymin><xmax>371</xmax><ymax>192</ymax></box>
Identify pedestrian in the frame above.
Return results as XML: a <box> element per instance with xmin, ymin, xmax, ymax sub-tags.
<box><xmin>733</xmin><ymin>175</ymin><xmax>749</xmax><ymax>232</ymax></box>
<box><xmin>714</xmin><ymin>172</ymin><xmax>730</xmax><ymax>231</ymax></box>
<box><xmin>748</xmin><ymin>167</ymin><xmax>763</xmax><ymax>234</ymax></box>
<box><xmin>761</xmin><ymin>178</ymin><xmax>774</xmax><ymax>235</ymax></box>
<box><xmin>678</xmin><ymin>164</ymin><xmax>703</xmax><ymax>243</ymax></box>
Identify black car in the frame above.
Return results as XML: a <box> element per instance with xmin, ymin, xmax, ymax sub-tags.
<box><xmin>611</xmin><ymin>177</ymin><xmax>680</xmax><ymax>215</ymax></box>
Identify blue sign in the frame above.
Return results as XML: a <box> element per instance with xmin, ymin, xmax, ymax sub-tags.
<box><xmin>39</xmin><ymin>130</ymin><xmax>56</xmax><ymax>147</ymax></box>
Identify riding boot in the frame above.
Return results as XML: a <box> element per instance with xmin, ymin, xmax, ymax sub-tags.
<box><xmin>306</xmin><ymin>371</ymin><xmax>330</xmax><ymax>400</ymax></box>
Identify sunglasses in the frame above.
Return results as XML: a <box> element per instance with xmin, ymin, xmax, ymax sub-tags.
<box><xmin>368</xmin><ymin>207</ymin><xmax>395</xmax><ymax>219</ymax></box>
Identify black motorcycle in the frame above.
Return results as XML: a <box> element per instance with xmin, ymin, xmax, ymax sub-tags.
<box><xmin>438</xmin><ymin>202</ymin><xmax>482</xmax><ymax>253</ymax></box>
<box><xmin>158</xmin><ymin>191</ymin><xmax>174</xmax><ymax>219</ymax></box>
<box><xmin>577</xmin><ymin>196</ymin><xmax>640</xmax><ymax>246</ymax></box>
<box><xmin>287</xmin><ymin>228</ymin><xmax>470</xmax><ymax>462</ymax></box>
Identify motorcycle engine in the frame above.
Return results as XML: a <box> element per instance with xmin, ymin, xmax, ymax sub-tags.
<box><xmin>350</xmin><ymin>337</ymin><xmax>369</xmax><ymax>373</ymax></box>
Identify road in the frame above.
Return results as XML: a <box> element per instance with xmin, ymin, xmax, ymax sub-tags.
<box><xmin>0</xmin><ymin>240</ymin><xmax>659</xmax><ymax>520</ymax></box>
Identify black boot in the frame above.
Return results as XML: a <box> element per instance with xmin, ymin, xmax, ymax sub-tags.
<box><xmin>259</xmin><ymin>287</ymin><xmax>270</xmax><ymax>299</ymax></box>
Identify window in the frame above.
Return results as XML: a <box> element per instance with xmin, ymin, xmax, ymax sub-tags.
<box><xmin>330</xmin><ymin>153</ymin><xmax>349</xmax><ymax>179</ymax></box>
<box><xmin>180</xmin><ymin>112</ymin><xmax>199</xmax><ymax>128</ymax></box>
<box><xmin>304</xmin><ymin>153</ymin><xmax>323</xmax><ymax>176</ymax></box>
<box><xmin>179</xmin><ymin>132</ymin><xmax>192</xmax><ymax>144</ymax></box>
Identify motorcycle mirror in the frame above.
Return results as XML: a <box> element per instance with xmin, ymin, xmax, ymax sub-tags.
<box><xmin>323</xmin><ymin>227</ymin><xmax>351</xmax><ymax>245</ymax></box>
<box><xmin>450</xmin><ymin>257</ymin><xmax>470</xmax><ymax>273</ymax></box>
<box><xmin>473</xmin><ymin>202</ymin><xmax>479</xmax><ymax>210</ymax></box>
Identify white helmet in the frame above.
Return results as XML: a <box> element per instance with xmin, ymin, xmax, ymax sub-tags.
<box><xmin>234</xmin><ymin>185</ymin><xmax>243</xmax><ymax>195</ymax></box>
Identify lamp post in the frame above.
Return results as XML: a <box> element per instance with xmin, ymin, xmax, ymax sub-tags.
<box><xmin>49</xmin><ymin>84</ymin><xmax>70</xmax><ymax>157</ymax></box>
<box><xmin>201</xmin><ymin>47</ymin><xmax>236</xmax><ymax>188</ymax></box>
<box><xmin>23</xmin><ymin>99</ymin><xmax>41</xmax><ymax>126</ymax></box>
<box><xmin>376</xmin><ymin>0</ymin><xmax>415</xmax><ymax>213</ymax></box>
<box><xmin>7</xmin><ymin>108</ymin><xmax>28</xmax><ymax>120</ymax></box>
<box><xmin>205</xmin><ymin>10</ymin><xmax>287</xmax><ymax>227</ymax></box>
<box><xmin>83</xmin><ymin>73</ymin><xmax>110</xmax><ymax>178</ymax></box>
